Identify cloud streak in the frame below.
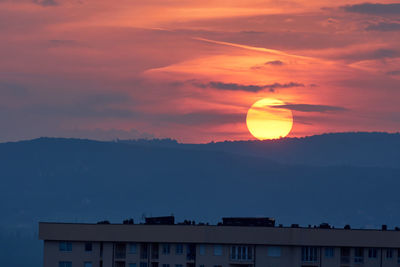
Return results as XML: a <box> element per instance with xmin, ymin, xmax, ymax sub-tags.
<box><xmin>195</xmin><ymin>81</ymin><xmax>304</xmax><ymax>92</ymax></box>
<box><xmin>161</xmin><ymin>111</ymin><xmax>245</xmax><ymax>126</ymax></box>
<box><xmin>341</xmin><ymin>48</ymin><xmax>400</xmax><ymax>62</ymax></box>
<box><xmin>48</xmin><ymin>40</ymin><xmax>79</xmax><ymax>47</ymax></box>
<box><xmin>366</xmin><ymin>22</ymin><xmax>400</xmax><ymax>31</ymax></box>
<box><xmin>193</xmin><ymin>37</ymin><xmax>316</xmax><ymax>60</ymax></box>
<box><xmin>33</xmin><ymin>0</ymin><xmax>58</xmax><ymax>7</ymax></box>
<box><xmin>387</xmin><ymin>70</ymin><xmax>400</xmax><ymax>76</ymax></box>
<box><xmin>265</xmin><ymin>60</ymin><xmax>284</xmax><ymax>66</ymax></box>
<box><xmin>343</xmin><ymin>3</ymin><xmax>400</xmax><ymax>15</ymax></box>
<box><xmin>270</xmin><ymin>104</ymin><xmax>348</xmax><ymax>113</ymax></box>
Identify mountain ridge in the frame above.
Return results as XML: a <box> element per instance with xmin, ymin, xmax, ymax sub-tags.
<box><xmin>4</xmin><ymin>131</ymin><xmax>397</xmax><ymax>168</ymax></box>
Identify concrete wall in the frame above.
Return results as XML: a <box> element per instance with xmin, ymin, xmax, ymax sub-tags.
<box><xmin>44</xmin><ymin>241</ymin><xmax>103</xmax><ymax>267</ymax></box>
<box><xmin>39</xmin><ymin>223</ymin><xmax>400</xmax><ymax>248</ymax></box>
<box><xmin>40</xmin><ymin>223</ymin><xmax>400</xmax><ymax>267</ymax></box>
<box><xmin>44</xmin><ymin>241</ymin><xmax>400</xmax><ymax>267</ymax></box>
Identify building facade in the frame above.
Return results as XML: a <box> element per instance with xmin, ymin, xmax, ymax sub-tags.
<box><xmin>39</xmin><ymin>219</ymin><xmax>400</xmax><ymax>267</ymax></box>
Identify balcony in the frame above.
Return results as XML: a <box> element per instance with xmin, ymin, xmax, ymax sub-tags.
<box><xmin>186</xmin><ymin>244</ymin><xmax>196</xmax><ymax>261</ymax></box>
<box><xmin>151</xmin><ymin>243</ymin><xmax>159</xmax><ymax>260</ymax></box>
<box><xmin>186</xmin><ymin>254</ymin><xmax>195</xmax><ymax>261</ymax></box>
<box><xmin>229</xmin><ymin>264</ymin><xmax>254</xmax><ymax>267</ymax></box>
<box><xmin>354</xmin><ymin>257</ymin><xmax>364</xmax><ymax>264</ymax></box>
<box><xmin>340</xmin><ymin>256</ymin><xmax>350</xmax><ymax>264</ymax></box>
<box><xmin>141</xmin><ymin>244</ymin><xmax>148</xmax><ymax>259</ymax></box>
<box><xmin>230</xmin><ymin>254</ymin><xmax>254</xmax><ymax>264</ymax></box>
<box><xmin>115</xmin><ymin>244</ymin><xmax>126</xmax><ymax>259</ymax></box>
<box><xmin>230</xmin><ymin>256</ymin><xmax>253</xmax><ymax>262</ymax></box>
<box><xmin>340</xmin><ymin>247</ymin><xmax>351</xmax><ymax>265</ymax></box>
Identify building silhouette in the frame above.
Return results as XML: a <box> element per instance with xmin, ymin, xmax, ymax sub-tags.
<box><xmin>39</xmin><ymin>217</ymin><xmax>400</xmax><ymax>267</ymax></box>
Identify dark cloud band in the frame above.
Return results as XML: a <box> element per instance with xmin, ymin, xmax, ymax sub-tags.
<box><xmin>387</xmin><ymin>70</ymin><xmax>400</xmax><ymax>76</ymax></box>
<box><xmin>195</xmin><ymin>81</ymin><xmax>304</xmax><ymax>92</ymax></box>
<box><xmin>33</xmin><ymin>0</ymin><xmax>58</xmax><ymax>6</ymax></box>
<box><xmin>265</xmin><ymin>60</ymin><xmax>284</xmax><ymax>66</ymax></box>
<box><xmin>366</xmin><ymin>22</ymin><xmax>400</xmax><ymax>31</ymax></box>
<box><xmin>342</xmin><ymin>3</ymin><xmax>400</xmax><ymax>15</ymax></box>
<box><xmin>270</xmin><ymin>104</ymin><xmax>348</xmax><ymax>113</ymax></box>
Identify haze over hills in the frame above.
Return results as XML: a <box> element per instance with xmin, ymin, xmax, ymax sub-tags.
<box><xmin>120</xmin><ymin>132</ymin><xmax>400</xmax><ymax>168</ymax></box>
<box><xmin>0</xmin><ymin>132</ymin><xmax>400</xmax><ymax>266</ymax></box>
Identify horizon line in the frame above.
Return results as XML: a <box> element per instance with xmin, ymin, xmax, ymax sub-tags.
<box><xmin>1</xmin><ymin>131</ymin><xmax>399</xmax><ymax>145</ymax></box>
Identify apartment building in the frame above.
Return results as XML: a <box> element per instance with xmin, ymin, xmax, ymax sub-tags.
<box><xmin>39</xmin><ymin>217</ymin><xmax>400</xmax><ymax>267</ymax></box>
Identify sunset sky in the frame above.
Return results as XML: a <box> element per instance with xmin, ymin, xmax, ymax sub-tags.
<box><xmin>1</xmin><ymin>0</ymin><xmax>399</xmax><ymax>143</ymax></box>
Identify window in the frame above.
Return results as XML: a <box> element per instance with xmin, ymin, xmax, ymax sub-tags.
<box><xmin>187</xmin><ymin>244</ymin><xmax>196</xmax><ymax>261</ymax></box>
<box><xmin>162</xmin><ymin>264</ymin><xmax>170</xmax><ymax>267</ymax></box>
<box><xmin>341</xmin><ymin>247</ymin><xmax>350</xmax><ymax>264</ymax></box>
<box><xmin>354</xmin><ymin>248</ymin><xmax>364</xmax><ymax>263</ymax></box>
<box><xmin>162</xmin><ymin>244</ymin><xmax>170</xmax><ymax>255</ymax></box>
<box><xmin>368</xmin><ymin>248</ymin><xmax>377</xmax><ymax>258</ymax></box>
<box><xmin>301</xmin><ymin>247</ymin><xmax>319</xmax><ymax>262</ymax></box>
<box><xmin>59</xmin><ymin>262</ymin><xmax>72</xmax><ymax>267</ymax></box>
<box><xmin>141</xmin><ymin>244</ymin><xmax>148</xmax><ymax>259</ymax></box>
<box><xmin>175</xmin><ymin>265</ymin><xmax>183</xmax><ymax>267</ymax></box>
<box><xmin>84</xmin><ymin>262</ymin><xmax>93</xmax><ymax>267</ymax></box>
<box><xmin>214</xmin><ymin>245</ymin><xmax>222</xmax><ymax>256</ymax></box>
<box><xmin>116</xmin><ymin>243</ymin><xmax>127</xmax><ymax>259</ymax></box>
<box><xmin>267</xmin><ymin>246</ymin><xmax>281</xmax><ymax>257</ymax></box>
<box><xmin>230</xmin><ymin>246</ymin><xmax>252</xmax><ymax>260</ymax></box>
<box><xmin>199</xmin><ymin>265</ymin><xmax>204</xmax><ymax>267</ymax></box>
<box><xmin>140</xmin><ymin>262</ymin><xmax>148</xmax><ymax>267</ymax></box>
<box><xmin>151</xmin><ymin>243</ymin><xmax>159</xmax><ymax>259</ymax></box>
<box><xmin>129</xmin><ymin>264</ymin><xmax>137</xmax><ymax>267</ymax></box>
<box><xmin>59</xmin><ymin>242</ymin><xmax>72</xmax><ymax>252</ymax></box>
<box><xmin>397</xmin><ymin>249</ymin><xmax>400</xmax><ymax>263</ymax></box>
<box><xmin>85</xmin><ymin>243</ymin><xmax>93</xmax><ymax>252</ymax></box>
<box><xmin>387</xmin><ymin>249</ymin><xmax>393</xmax><ymax>258</ymax></box>
<box><xmin>176</xmin><ymin>244</ymin><xmax>184</xmax><ymax>255</ymax></box>
<box><xmin>129</xmin><ymin>243</ymin><xmax>137</xmax><ymax>254</ymax></box>
<box><xmin>325</xmin><ymin>247</ymin><xmax>334</xmax><ymax>258</ymax></box>
<box><xmin>199</xmin><ymin>245</ymin><xmax>206</xmax><ymax>256</ymax></box>
<box><xmin>116</xmin><ymin>262</ymin><xmax>125</xmax><ymax>267</ymax></box>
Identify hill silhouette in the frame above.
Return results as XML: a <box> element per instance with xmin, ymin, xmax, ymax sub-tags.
<box><xmin>120</xmin><ymin>132</ymin><xmax>400</xmax><ymax>167</ymax></box>
<box><xmin>0</xmin><ymin>132</ymin><xmax>399</xmax><ymax>266</ymax></box>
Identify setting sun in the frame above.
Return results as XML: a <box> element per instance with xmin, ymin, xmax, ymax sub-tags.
<box><xmin>246</xmin><ymin>98</ymin><xmax>293</xmax><ymax>140</ymax></box>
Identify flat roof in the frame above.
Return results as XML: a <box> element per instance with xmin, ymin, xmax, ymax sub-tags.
<box><xmin>39</xmin><ymin>222</ymin><xmax>400</xmax><ymax>248</ymax></box>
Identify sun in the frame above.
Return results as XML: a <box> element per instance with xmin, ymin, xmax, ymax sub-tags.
<box><xmin>246</xmin><ymin>98</ymin><xmax>293</xmax><ymax>140</ymax></box>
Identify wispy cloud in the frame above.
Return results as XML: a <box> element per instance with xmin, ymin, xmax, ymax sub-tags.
<box><xmin>366</xmin><ymin>22</ymin><xmax>400</xmax><ymax>31</ymax></box>
<box><xmin>18</xmin><ymin>91</ymin><xmax>136</xmax><ymax>119</ymax></box>
<box><xmin>48</xmin><ymin>40</ymin><xmax>79</xmax><ymax>47</ymax></box>
<box><xmin>194</xmin><ymin>81</ymin><xmax>304</xmax><ymax>92</ymax></box>
<box><xmin>161</xmin><ymin>111</ymin><xmax>244</xmax><ymax>126</ymax></box>
<box><xmin>342</xmin><ymin>48</ymin><xmax>400</xmax><ymax>62</ymax></box>
<box><xmin>265</xmin><ymin>60</ymin><xmax>284</xmax><ymax>66</ymax></box>
<box><xmin>387</xmin><ymin>70</ymin><xmax>400</xmax><ymax>76</ymax></box>
<box><xmin>33</xmin><ymin>0</ymin><xmax>59</xmax><ymax>7</ymax></box>
<box><xmin>193</xmin><ymin>37</ymin><xmax>316</xmax><ymax>61</ymax></box>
